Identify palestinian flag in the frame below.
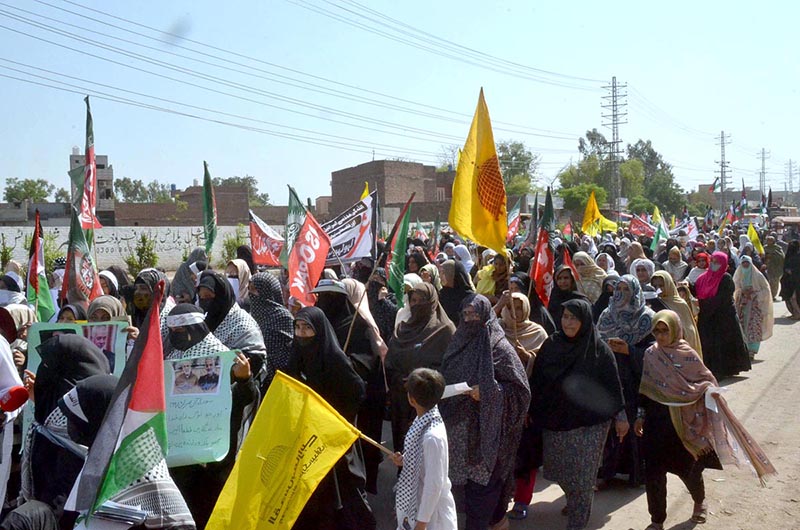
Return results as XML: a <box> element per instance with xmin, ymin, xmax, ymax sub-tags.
<box><xmin>413</xmin><ymin>218</ymin><xmax>428</xmax><ymax>242</ymax></box>
<box><xmin>562</xmin><ymin>220</ymin><xmax>574</xmax><ymax>241</ymax></box>
<box><xmin>387</xmin><ymin>195</ymin><xmax>414</xmax><ymax>308</ymax></box>
<box><xmin>708</xmin><ymin>176</ymin><xmax>720</xmax><ymax>192</ymax></box>
<box><xmin>26</xmin><ymin>210</ymin><xmax>56</xmax><ymax>322</ymax></box>
<box><xmin>61</xmin><ymin>206</ymin><xmax>102</xmax><ymax>306</ymax></box>
<box><xmin>78</xmin><ymin>96</ymin><xmax>102</xmax><ymax>231</ymax></box>
<box><xmin>66</xmin><ymin>281</ymin><xmax>194</xmax><ymax>527</ymax></box>
<box><xmin>506</xmin><ymin>197</ymin><xmax>522</xmax><ymax>243</ymax></box>
<box><xmin>203</xmin><ymin>161</ymin><xmax>218</xmax><ymax>254</ymax></box>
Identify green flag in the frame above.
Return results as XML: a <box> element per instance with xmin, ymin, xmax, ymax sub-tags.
<box><xmin>387</xmin><ymin>197</ymin><xmax>413</xmax><ymax>307</ymax></box>
<box><xmin>540</xmin><ymin>187</ymin><xmax>555</xmax><ymax>234</ymax></box>
<box><xmin>26</xmin><ymin>210</ymin><xmax>56</xmax><ymax>322</ymax></box>
<box><xmin>202</xmin><ymin>161</ymin><xmax>217</xmax><ymax>254</ymax></box>
<box><xmin>650</xmin><ymin>219</ymin><xmax>669</xmax><ymax>252</ymax></box>
<box><xmin>279</xmin><ymin>186</ymin><xmax>308</xmax><ymax>269</ymax></box>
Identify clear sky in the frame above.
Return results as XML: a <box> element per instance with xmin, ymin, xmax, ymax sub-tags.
<box><xmin>1</xmin><ymin>0</ymin><xmax>797</xmax><ymax>206</ymax></box>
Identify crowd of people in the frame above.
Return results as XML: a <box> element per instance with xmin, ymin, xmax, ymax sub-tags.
<box><xmin>0</xmin><ymin>220</ymin><xmax>788</xmax><ymax>530</ymax></box>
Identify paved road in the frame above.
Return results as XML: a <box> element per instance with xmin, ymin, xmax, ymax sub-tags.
<box><xmin>368</xmin><ymin>301</ymin><xmax>800</xmax><ymax>530</ymax></box>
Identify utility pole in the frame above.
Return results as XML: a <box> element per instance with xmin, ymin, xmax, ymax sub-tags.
<box><xmin>602</xmin><ymin>76</ymin><xmax>627</xmax><ymax>219</ymax></box>
<box><xmin>758</xmin><ymin>148</ymin><xmax>770</xmax><ymax>196</ymax></box>
<box><xmin>787</xmin><ymin>159</ymin><xmax>798</xmax><ymax>199</ymax></box>
<box><xmin>715</xmin><ymin>131</ymin><xmax>731</xmax><ymax>213</ymax></box>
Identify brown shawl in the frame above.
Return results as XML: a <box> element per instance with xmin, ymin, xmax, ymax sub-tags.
<box><xmin>640</xmin><ymin>310</ymin><xmax>776</xmax><ymax>484</ymax></box>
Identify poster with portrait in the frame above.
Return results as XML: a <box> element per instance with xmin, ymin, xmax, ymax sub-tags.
<box><xmin>22</xmin><ymin>321</ymin><xmax>128</xmax><ymax>449</ymax></box>
<box><xmin>164</xmin><ymin>350</ymin><xmax>236</xmax><ymax>467</ymax></box>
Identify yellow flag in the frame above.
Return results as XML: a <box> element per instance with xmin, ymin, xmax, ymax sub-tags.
<box><xmin>652</xmin><ymin>206</ymin><xmax>662</xmax><ymax>225</ymax></box>
<box><xmin>360</xmin><ymin>182</ymin><xmax>369</xmax><ymax>201</ymax></box>
<box><xmin>206</xmin><ymin>372</ymin><xmax>360</xmax><ymax>530</ymax></box>
<box><xmin>449</xmin><ymin>88</ymin><xmax>508</xmax><ymax>254</ymax></box>
<box><xmin>748</xmin><ymin>222</ymin><xmax>765</xmax><ymax>255</ymax></box>
<box><xmin>581</xmin><ymin>191</ymin><xmax>617</xmax><ymax>236</ymax></box>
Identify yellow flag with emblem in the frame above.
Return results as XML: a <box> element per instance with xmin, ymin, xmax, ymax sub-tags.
<box><xmin>748</xmin><ymin>222</ymin><xmax>765</xmax><ymax>255</ymax></box>
<box><xmin>581</xmin><ymin>191</ymin><xmax>617</xmax><ymax>236</ymax></box>
<box><xmin>449</xmin><ymin>88</ymin><xmax>508</xmax><ymax>254</ymax></box>
<box><xmin>206</xmin><ymin>371</ymin><xmax>360</xmax><ymax>530</ymax></box>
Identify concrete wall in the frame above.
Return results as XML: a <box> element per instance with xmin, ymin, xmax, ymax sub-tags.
<box><xmin>1</xmin><ymin>225</ymin><xmax>257</xmax><ymax>271</ymax></box>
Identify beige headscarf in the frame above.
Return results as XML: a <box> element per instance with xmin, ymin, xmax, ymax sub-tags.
<box><xmin>572</xmin><ymin>251</ymin><xmax>607</xmax><ymax>303</ymax></box>
<box><xmin>227</xmin><ymin>259</ymin><xmax>252</xmax><ymax>305</ymax></box>
<box><xmin>652</xmin><ymin>271</ymin><xmax>702</xmax><ymax>358</ymax></box>
<box><xmin>342</xmin><ymin>278</ymin><xmax>388</xmax><ymax>359</ymax></box>
<box><xmin>500</xmin><ymin>292</ymin><xmax>548</xmax><ymax>374</ymax></box>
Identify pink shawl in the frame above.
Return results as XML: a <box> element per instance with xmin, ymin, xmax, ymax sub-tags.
<box><xmin>694</xmin><ymin>251</ymin><xmax>728</xmax><ymax>299</ymax></box>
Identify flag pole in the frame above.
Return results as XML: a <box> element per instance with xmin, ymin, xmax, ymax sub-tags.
<box><xmin>359</xmin><ymin>432</ymin><xmax>394</xmax><ymax>457</ymax></box>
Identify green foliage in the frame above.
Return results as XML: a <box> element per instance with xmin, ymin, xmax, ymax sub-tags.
<box><xmin>218</xmin><ymin>224</ymin><xmax>247</xmax><ymax>267</ymax></box>
<box><xmin>578</xmin><ymin>129</ymin><xmax>609</xmax><ymax>158</ymax></box>
<box><xmin>619</xmin><ymin>159</ymin><xmax>645</xmax><ymax>199</ymax></box>
<box><xmin>54</xmin><ymin>188</ymin><xmax>71</xmax><ymax>203</ymax></box>
<box><xmin>124</xmin><ymin>233</ymin><xmax>159</xmax><ymax>277</ymax></box>
<box><xmin>627</xmin><ymin>196</ymin><xmax>655</xmax><ymax>215</ymax></box>
<box><xmin>213</xmin><ymin>175</ymin><xmax>270</xmax><ymax>207</ymax></box>
<box><xmin>0</xmin><ymin>234</ymin><xmax>13</xmax><ymax>270</ymax></box>
<box><xmin>3</xmin><ymin>178</ymin><xmax>56</xmax><ymax>203</ymax></box>
<box><xmin>497</xmin><ymin>140</ymin><xmax>539</xmax><ymax>185</ymax></box>
<box><xmin>506</xmin><ymin>175</ymin><xmax>534</xmax><ymax>197</ymax></box>
<box><xmin>114</xmin><ymin>178</ymin><xmax>173</xmax><ymax>203</ymax></box>
<box><xmin>26</xmin><ymin>232</ymin><xmax>65</xmax><ymax>274</ymax></box>
<box><xmin>558</xmin><ymin>184</ymin><xmax>607</xmax><ymax>213</ymax></box>
<box><xmin>687</xmin><ymin>202</ymin><xmax>709</xmax><ymax>218</ymax></box>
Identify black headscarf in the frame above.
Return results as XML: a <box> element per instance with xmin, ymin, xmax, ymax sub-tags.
<box><xmin>0</xmin><ymin>274</ymin><xmax>20</xmax><ymax>292</ymax></box>
<box><xmin>106</xmin><ymin>265</ymin><xmax>131</xmax><ymax>288</ymax></box>
<box><xmin>198</xmin><ymin>270</ymin><xmax>236</xmax><ymax>332</ymax></box>
<box><xmin>250</xmin><ymin>272</ymin><xmax>293</xmax><ymax>383</ymax></box>
<box><xmin>58</xmin><ymin>374</ymin><xmax>118</xmax><ymax>446</ymax></box>
<box><xmin>531</xmin><ymin>299</ymin><xmax>624</xmax><ymax>431</ymax></box>
<box><xmin>236</xmin><ymin>245</ymin><xmax>256</xmax><ymax>275</ymax></box>
<box><xmin>287</xmin><ymin>307</ymin><xmax>365</xmax><ymax>421</ymax></box>
<box><xmin>166</xmin><ymin>303</ymin><xmax>210</xmax><ymax>351</ymax></box>
<box><xmin>367</xmin><ymin>268</ymin><xmax>398</xmax><ymax>342</ymax></box>
<box><xmin>439</xmin><ymin>259</ymin><xmax>474</xmax><ymax>324</ymax></box>
<box><xmin>132</xmin><ymin>268</ymin><xmax>171</xmax><ymax>328</ymax></box>
<box><xmin>511</xmin><ymin>271</ymin><xmax>556</xmax><ymax>335</ymax></box>
<box><xmin>34</xmin><ymin>334</ymin><xmax>110</xmax><ymax>423</ymax></box>
<box><xmin>593</xmin><ymin>275</ymin><xmax>620</xmax><ymax>323</ymax></box>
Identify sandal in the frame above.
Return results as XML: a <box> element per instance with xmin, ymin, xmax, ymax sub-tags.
<box><xmin>691</xmin><ymin>502</ymin><xmax>708</xmax><ymax>523</ymax></box>
<box><xmin>507</xmin><ymin>502</ymin><xmax>528</xmax><ymax>520</ymax></box>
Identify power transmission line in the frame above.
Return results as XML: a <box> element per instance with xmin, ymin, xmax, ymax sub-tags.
<box><xmin>715</xmin><ymin>131</ymin><xmax>731</xmax><ymax>212</ymax></box>
<box><xmin>602</xmin><ymin>76</ymin><xmax>627</xmax><ymax>214</ymax></box>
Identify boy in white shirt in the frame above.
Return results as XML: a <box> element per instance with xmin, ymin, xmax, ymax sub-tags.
<box><xmin>390</xmin><ymin>368</ymin><xmax>457</xmax><ymax>530</ymax></box>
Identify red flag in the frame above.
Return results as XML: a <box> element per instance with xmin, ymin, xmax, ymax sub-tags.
<box><xmin>61</xmin><ymin>206</ymin><xmax>103</xmax><ymax>307</ymax></box>
<box><xmin>288</xmin><ymin>211</ymin><xmax>331</xmax><ymax>307</ymax></box>
<box><xmin>629</xmin><ymin>215</ymin><xmax>656</xmax><ymax>237</ymax></box>
<box><xmin>249</xmin><ymin>210</ymin><xmax>284</xmax><ymax>267</ymax></box>
<box><xmin>562</xmin><ymin>221</ymin><xmax>573</xmax><ymax>241</ymax></box>
<box><xmin>78</xmin><ymin>96</ymin><xmax>102</xmax><ymax>230</ymax></box>
<box><xmin>530</xmin><ymin>228</ymin><xmax>554</xmax><ymax>307</ymax></box>
<box><xmin>562</xmin><ymin>247</ymin><xmax>580</xmax><ymax>281</ymax></box>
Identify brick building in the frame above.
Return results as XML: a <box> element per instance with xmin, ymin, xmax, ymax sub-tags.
<box><xmin>115</xmin><ymin>185</ymin><xmax>251</xmax><ymax>226</ymax></box>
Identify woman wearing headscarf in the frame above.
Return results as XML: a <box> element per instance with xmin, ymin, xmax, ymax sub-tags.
<box><xmin>596</xmin><ymin>275</ymin><xmax>655</xmax><ymax>486</ymax></box>
<box><xmin>132</xmin><ymin>268</ymin><xmax>175</xmax><ymax>343</ymax></box>
<box><xmin>499</xmin><ymin>292</ymin><xmax>547</xmax><ymax>374</ymax></box>
<box><xmin>661</xmin><ymin>246</ymin><xmax>688</xmax><ymax>283</ymax></box>
<box><xmin>98</xmin><ymin>270</ymin><xmax>120</xmax><ymax>299</ymax></box>
<box><xmin>592</xmin><ymin>276</ymin><xmax>619</xmax><ymax>323</ymax></box>
<box><xmin>172</xmin><ymin>248</ymin><xmax>207</xmax><ymax>304</ymax></box>
<box><xmin>625</xmin><ymin>241</ymin><xmax>647</xmax><ymax>274</ymax></box>
<box><xmin>236</xmin><ymin>245</ymin><xmax>256</xmax><ymax>275</ymax></box>
<box><xmin>439</xmin><ymin>294</ymin><xmax>530</xmax><ymax>530</ymax></box>
<box><xmin>197</xmin><ymin>271</ymin><xmax>267</xmax><ymax>385</ymax></box>
<box><xmin>225</xmin><ymin>259</ymin><xmax>252</xmax><ymax>312</ymax></box>
<box><xmin>475</xmin><ymin>252</ymin><xmax>512</xmax><ymax>304</ymax></box>
<box><xmin>531</xmin><ymin>299</ymin><xmax>627</xmax><ymax>530</ymax></box>
<box><xmin>595</xmin><ymin>252</ymin><xmax>618</xmax><ymax>278</ymax></box>
<box><xmin>0</xmin><ymin>304</ymin><xmax>36</xmax><ymax>367</ymax></box>
<box><xmin>740</xmin><ymin>242</ymin><xmax>763</xmax><ymax>270</ymax></box>
<box><xmin>56</xmin><ymin>304</ymin><xmax>87</xmax><ymax>323</ymax></box>
<box><xmin>685</xmin><ymin>252</ymin><xmax>709</xmax><ymax>287</ymax></box>
<box><xmin>20</xmin><ymin>335</ymin><xmax>109</xmax><ymax>514</ymax></box>
<box><xmin>781</xmin><ymin>240</ymin><xmax>800</xmax><ymax>319</ymax></box>
<box><xmin>599</xmin><ymin>242</ymin><xmax>626</xmax><ymax>274</ymax></box>
<box><xmin>506</xmin><ymin>272</ymin><xmax>556</xmax><ymax>335</ymax></box>
<box><xmin>650</xmin><ymin>271</ymin><xmax>702</xmax><ymax>357</ymax></box>
<box><xmin>248</xmin><ymin>272</ymin><xmax>294</xmax><ymax>386</ymax></box>
<box><xmin>764</xmin><ymin>235</ymin><xmax>785</xmax><ymax>298</ymax></box>
<box><xmin>395</xmin><ymin>273</ymin><xmax>424</xmax><ymax>328</ymax></box>
<box><xmin>572</xmin><ymin>252</ymin><xmax>607</xmax><ymax>304</ymax></box>
<box><xmin>407</xmin><ymin>252</ymin><xmax>428</xmax><ymax>275</ymax></box>
<box><xmin>385</xmin><ymin>283</ymin><xmax>455</xmax><ymax>453</ymax></box>
<box><xmin>453</xmin><ymin>244</ymin><xmax>475</xmax><ymax>274</ymax></box>
<box><xmin>438</xmin><ymin>260</ymin><xmax>474</xmax><ymax>325</ymax></box>
<box><xmin>635</xmin><ymin>310</ymin><xmax>776</xmax><ymax>530</ymax></box>
<box><xmin>0</xmin><ymin>273</ymin><xmax>26</xmax><ymax>307</ymax></box>
<box><xmin>87</xmin><ymin>295</ymin><xmax>126</xmax><ymax>322</ymax></box>
<box><xmin>287</xmin><ymin>307</ymin><xmax>374</xmax><ymax>530</ymax></box>
<box><xmin>419</xmin><ymin>263</ymin><xmax>442</xmax><ymax>291</ymax></box>
<box><xmin>548</xmin><ymin>265</ymin><xmax>587</xmax><ymax>326</ymax></box>
<box><xmin>165</xmin><ymin>304</ymin><xmax>257</xmax><ymax>528</ymax></box>
<box><xmin>733</xmin><ymin>255</ymin><xmax>773</xmax><ymax>358</ymax></box>
<box><xmin>366</xmin><ymin>268</ymin><xmax>398</xmax><ymax>343</ymax></box>
<box><xmin>695</xmin><ymin>252</ymin><xmax>751</xmax><ymax>380</ymax></box>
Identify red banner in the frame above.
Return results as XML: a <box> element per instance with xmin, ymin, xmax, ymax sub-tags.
<box><xmin>288</xmin><ymin>212</ymin><xmax>331</xmax><ymax>307</ymax></box>
<box><xmin>629</xmin><ymin>215</ymin><xmax>655</xmax><ymax>237</ymax></box>
<box><xmin>506</xmin><ymin>213</ymin><xmax>521</xmax><ymax>243</ymax></box>
<box><xmin>250</xmin><ymin>210</ymin><xmax>284</xmax><ymax>267</ymax></box>
<box><xmin>530</xmin><ymin>228</ymin><xmax>554</xmax><ymax>307</ymax></box>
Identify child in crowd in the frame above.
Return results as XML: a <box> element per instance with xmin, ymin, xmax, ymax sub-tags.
<box><xmin>390</xmin><ymin>368</ymin><xmax>457</xmax><ymax>530</ymax></box>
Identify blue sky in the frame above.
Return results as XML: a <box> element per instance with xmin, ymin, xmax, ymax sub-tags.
<box><xmin>1</xmin><ymin>0</ymin><xmax>797</xmax><ymax>205</ymax></box>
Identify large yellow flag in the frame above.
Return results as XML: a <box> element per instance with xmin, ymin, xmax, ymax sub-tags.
<box><xmin>449</xmin><ymin>88</ymin><xmax>508</xmax><ymax>254</ymax></box>
<box><xmin>206</xmin><ymin>371</ymin><xmax>360</xmax><ymax>530</ymax></box>
<box><xmin>360</xmin><ymin>182</ymin><xmax>369</xmax><ymax>201</ymax></box>
<box><xmin>748</xmin><ymin>222</ymin><xmax>765</xmax><ymax>255</ymax></box>
<box><xmin>581</xmin><ymin>191</ymin><xmax>617</xmax><ymax>236</ymax></box>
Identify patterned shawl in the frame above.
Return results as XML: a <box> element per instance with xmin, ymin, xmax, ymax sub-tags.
<box><xmin>172</xmin><ymin>248</ymin><xmax>207</xmax><ymax>303</ymax></box>
<box><xmin>640</xmin><ymin>310</ymin><xmax>776</xmax><ymax>484</ymax></box>
<box><xmin>249</xmin><ymin>273</ymin><xmax>293</xmax><ymax>384</ymax></box>
<box><xmin>573</xmin><ymin>251</ymin><xmax>607</xmax><ymax>303</ymax></box>
<box><xmin>652</xmin><ymin>271</ymin><xmax>702</xmax><ymax>358</ymax></box>
<box><xmin>597</xmin><ymin>274</ymin><xmax>654</xmax><ymax>345</ymax></box>
<box><xmin>733</xmin><ymin>255</ymin><xmax>774</xmax><ymax>342</ymax></box>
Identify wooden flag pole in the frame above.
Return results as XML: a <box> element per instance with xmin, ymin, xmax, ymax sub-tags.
<box><xmin>359</xmin><ymin>432</ymin><xmax>394</xmax><ymax>457</ymax></box>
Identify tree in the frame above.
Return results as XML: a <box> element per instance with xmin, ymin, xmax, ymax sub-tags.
<box><xmin>3</xmin><ymin>178</ymin><xmax>55</xmax><ymax>203</ymax></box>
<box><xmin>436</xmin><ymin>144</ymin><xmax>459</xmax><ymax>172</ymax></box>
<box><xmin>627</xmin><ymin>196</ymin><xmax>655</xmax><ymax>216</ymax></box>
<box><xmin>558</xmin><ymin>183</ymin><xmax>607</xmax><ymax>213</ymax></box>
<box><xmin>619</xmin><ymin>159</ymin><xmax>645</xmax><ymax>199</ymax></box>
<box><xmin>212</xmin><ymin>175</ymin><xmax>271</xmax><ymax>206</ymax></box>
<box><xmin>578</xmin><ymin>129</ymin><xmax>608</xmax><ymax>158</ymax></box>
<box><xmin>496</xmin><ymin>140</ymin><xmax>539</xmax><ymax>195</ymax></box>
<box><xmin>114</xmin><ymin>178</ymin><xmax>172</xmax><ymax>203</ymax></box>
<box><xmin>54</xmin><ymin>188</ymin><xmax>71</xmax><ymax>203</ymax></box>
